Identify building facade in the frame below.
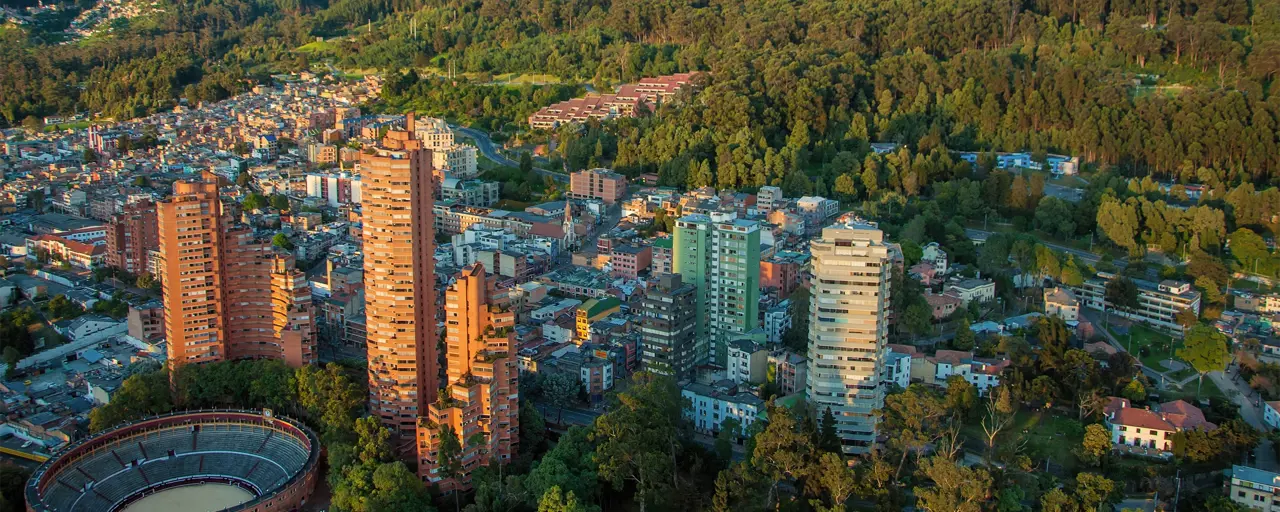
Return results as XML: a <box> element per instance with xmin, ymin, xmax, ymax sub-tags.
<box><xmin>361</xmin><ymin>114</ymin><xmax>440</xmax><ymax>446</ymax></box>
<box><xmin>417</xmin><ymin>264</ymin><xmax>519</xmax><ymax>491</ymax></box>
<box><xmin>1074</xmin><ymin>275</ymin><xmax>1202</xmax><ymax>331</ymax></box>
<box><xmin>673</xmin><ymin>214</ymin><xmax>761</xmax><ymax>366</ymax></box>
<box><xmin>158</xmin><ymin>179</ymin><xmax>317</xmax><ymax>369</ymax></box>
<box><xmin>640</xmin><ymin>274</ymin><xmax>698</xmax><ymax>380</ymax></box>
<box><xmin>569</xmin><ymin>168</ymin><xmax>626</xmax><ymax>204</ymax></box>
<box><xmin>806</xmin><ymin>220</ymin><xmax>890</xmax><ymax>455</ymax></box>
<box><xmin>106</xmin><ymin>199</ymin><xmax>159</xmax><ymax>275</ymax></box>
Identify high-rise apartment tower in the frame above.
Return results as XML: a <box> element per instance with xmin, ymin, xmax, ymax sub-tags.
<box><xmin>361</xmin><ymin>113</ymin><xmax>440</xmax><ymax>446</ymax></box>
<box><xmin>805</xmin><ymin>220</ymin><xmax>891</xmax><ymax>455</ymax></box>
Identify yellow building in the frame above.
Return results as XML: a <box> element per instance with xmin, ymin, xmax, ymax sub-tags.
<box><xmin>576</xmin><ymin>297</ymin><xmax>621</xmax><ymax>340</ymax></box>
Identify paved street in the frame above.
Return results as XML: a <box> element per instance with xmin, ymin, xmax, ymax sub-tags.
<box><xmin>964</xmin><ymin>227</ymin><xmax>1103</xmax><ymax>265</ymax></box>
<box><xmin>451</xmin><ymin>125</ymin><xmax>570</xmax><ymax>183</ymax></box>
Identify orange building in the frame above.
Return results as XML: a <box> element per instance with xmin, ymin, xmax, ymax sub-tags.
<box><xmin>361</xmin><ymin>113</ymin><xmax>440</xmax><ymax>447</ymax></box>
<box><xmin>106</xmin><ymin>199</ymin><xmax>158</xmax><ymax>275</ymax></box>
<box><xmin>417</xmin><ymin>263</ymin><xmax>519</xmax><ymax>492</ymax></box>
<box><xmin>158</xmin><ymin>179</ymin><xmax>316</xmax><ymax>369</ymax></box>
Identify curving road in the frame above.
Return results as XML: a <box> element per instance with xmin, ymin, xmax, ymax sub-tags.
<box><xmin>451</xmin><ymin>125</ymin><xmax>569</xmax><ymax>183</ymax></box>
<box><xmin>964</xmin><ymin>227</ymin><xmax>1105</xmax><ymax>265</ymax></box>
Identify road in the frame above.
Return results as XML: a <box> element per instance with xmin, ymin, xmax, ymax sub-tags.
<box><xmin>964</xmin><ymin>227</ymin><xmax>1104</xmax><ymax>265</ymax></box>
<box><xmin>1209</xmin><ymin>366</ymin><xmax>1280</xmax><ymax>471</ymax></box>
<box><xmin>451</xmin><ymin>125</ymin><xmax>570</xmax><ymax>183</ymax></box>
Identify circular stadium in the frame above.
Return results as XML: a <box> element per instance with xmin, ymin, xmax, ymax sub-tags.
<box><xmin>25</xmin><ymin>410</ymin><xmax>321</xmax><ymax>512</ymax></box>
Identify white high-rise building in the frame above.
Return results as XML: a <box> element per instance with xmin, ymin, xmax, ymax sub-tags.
<box><xmin>806</xmin><ymin>219</ymin><xmax>891</xmax><ymax>455</ymax></box>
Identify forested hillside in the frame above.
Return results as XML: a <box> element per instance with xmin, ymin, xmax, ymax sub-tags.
<box><xmin>4</xmin><ymin>0</ymin><xmax>1280</xmax><ymax>187</ymax></box>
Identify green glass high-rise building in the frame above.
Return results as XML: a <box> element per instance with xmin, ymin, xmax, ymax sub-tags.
<box><xmin>673</xmin><ymin>214</ymin><xmax>761</xmax><ymax>366</ymax></box>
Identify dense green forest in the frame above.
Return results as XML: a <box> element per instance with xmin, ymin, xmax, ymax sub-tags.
<box><xmin>5</xmin><ymin>0</ymin><xmax>1280</xmax><ymax>187</ymax></box>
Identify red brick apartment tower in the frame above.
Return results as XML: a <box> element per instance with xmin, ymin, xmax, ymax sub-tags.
<box><xmin>158</xmin><ymin>181</ymin><xmax>227</xmax><ymax>366</ymax></box>
<box><xmin>106</xmin><ymin>199</ymin><xmax>158</xmax><ymax>275</ymax></box>
<box><xmin>361</xmin><ymin>113</ymin><xmax>440</xmax><ymax>447</ymax></box>
<box><xmin>159</xmin><ymin>180</ymin><xmax>317</xmax><ymax>369</ymax></box>
<box><xmin>417</xmin><ymin>263</ymin><xmax>519</xmax><ymax>491</ymax></box>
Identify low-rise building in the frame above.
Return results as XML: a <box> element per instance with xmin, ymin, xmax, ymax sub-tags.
<box><xmin>924</xmin><ymin>292</ymin><xmax>962</xmax><ymax>320</ymax></box>
<box><xmin>651</xmin><ymin>237</ymin><xmax>673</xmax><ymax>275</ymax></box>
<box><xmin>1266</xmin><ymin>401</ymin><xmax>1280</xmax><ymax>431</ymax></box>
<box><xmin>440</xmin><ymin>178</ymin><xmax>500</xmax><ymax>207</ymax></box>
<box><xmin>1074</xmin><ymin>275</ymin><xmax>1202</xmax><ymax>332</ymax></box>
<box><xmin>26</xmin><ymin>234</ymin><xmax>106</xmax><ymax>269</ymax></box>
<box><xmin>763</xmin><ymin>300</ymin><xmax>792</xmax><ymax>344</ymax></box>
<box><xmin>570</xmin><ymin>168</ymin><xmax>626</xmax><ymax>204</ymax></box>
<box><xmin>920</xmin><ymin>242</ymin><xmax>949</xmax><ymax>275</ymax></box>
<box><xmin>945</xmin><ymin>278</ymin><xmax>996</xmax><ymax>305</ymax></box>
<box><xmin>576</xmin><ymin>297</ymin><xmax>621</xmax><ymax>340</ymax></box>
<box><xmin>1103</xmin><ymin>397</ymin><xmax>1215</xmax><ymax>457</ymax></box>
<box><xmin>1043</xmin><ymin>287</ymin><xmax>1080</xmax><ymax>322</ymax></box>
<box><xmin>726</xmin><ymin>338</ymin><xmax>768</xmax><ymax>385</ymax></box>
<box><xmin>1227</xmin><ymin>465</ymin><xmax>1280</xmax><ymax>511</ymax></box>
<box><xmin>683</xmin><ymin>380</ymin><xmax>764</xmax><ymax>434</ymax></box>
<box><xmin>768</xmin><ymin>350</ymin><xmax>807</xmax><ymax>396</ymax></box>
<box><xmin>610</xmin><ymin>244</ymin><xmax>652</xmax><ymax>279</ymax></box>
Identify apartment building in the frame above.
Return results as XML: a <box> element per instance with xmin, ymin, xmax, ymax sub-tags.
<box><xmin>570</xmin><ymin>168</ymin><xmax>626</xmax><ymax>204</ymax></box>
<box><xmin>806</xmin><ymin>220</ymin><xmax>891</xmax><ymax>455</ymax></box>
<box><xmin>610</xmin><ymin>244</ymin><xmax>651</xmax><ymax>278</ymax></box>
<box><xmin>1074</xmin><ymin>274</ymin><xmax>1202</xmax><ymax>331</ymax></box>
<box><xmin>158</xmin><ymin>179</ymin><xmax>316</xmax><ymax>369</ymax></box>
<box><xmin>418</xmin><ymin>264</ymin><xmax>519</xmax><ymax>492</ymax></box>
<box><xmin>640</xmin><ymin>274</ymin><xmax>697</xmax><ymax>380</ymax></box>
<box><xmin>673</xmin><ymin>214</ymin><xmax>761</xmax><ymax>366</ymax></box>
<box><xmin>432</xmin><ymin>144</ymin><xmax>479</xmax><ymax>179</ymax></box>
<box><xmin>361</xmin><ymin>114</ymin><xmax>440</xmax><ymax>445</ymax></box>
<box><xmin>105</xmin><ymin>199</ymin><xmax>158</xmax><ymax>275</ymax></box>
<box><xmin>683</xmin><ymin>380</ymin><xmax>764</xmax><ymax>435</ymax></box>
<box><xmin>25</xmin><ymin>234</ymin><xmax>104</xmax><ymax>269</ymax></box>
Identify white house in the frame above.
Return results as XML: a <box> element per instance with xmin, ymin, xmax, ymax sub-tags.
<box><xmin>921</xmin><ymin>242</ymin><xmax>949</xmax><ymax>275</ymax></box>
<box><xmin>682</xmin><ymin>380</ymin><xmax>764</xmax><ymax>434</ymax></box>
<box><xmin>763</xmin><ymin>300</ymin><xmax>792</xmax><ymax>344</ymax></box>
<box><xmin>1104</xmin><ymin>397</ymin><xmax>1215</xmax><ymax>457</ymax></box>
<box><xmin>946</xmin><ymin>278</ymin><xmax>996</xmax><ymax>305</ymax></box>
<box><xmin>926</xmin><ymin>350</ymin><xmax>1009</xmax><ymax>396</ymax></box>
<box><xmin>1266</xmin><ymin>401</ymin><xmax>1280</xmax><ymax>431</ymax></box>
<box><xmin>54</xmin><ymin>315</ymin><xmax>127</xmax><ymax>344</ymax></box>
<box><xmin>883</xmin><ymin>349</ymin><xmax>912</xmax><ymax>390</ymax></box>
<box><xmin>726</xmin><ymin>338</ymin><xmax>769</xmax><ymax>385</ymax></box>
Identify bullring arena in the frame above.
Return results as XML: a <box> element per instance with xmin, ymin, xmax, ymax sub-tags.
<box><xmin>24</xmin><ymin>410</ymin><xmax>320</xmax><ymax>512</ymax></box>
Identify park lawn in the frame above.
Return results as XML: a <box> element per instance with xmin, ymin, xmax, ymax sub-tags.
<box><xmin>1015</xmin><ymin>410</ymin><xmax>1083</xmax><ymax>473</ymax></box>
<box><xmin>1157</xmin><ymin>375</ymin><xmax>1226</xmax><ymax>402</ymax></box>
<box><xmin>1109</xmin><ymin>323</ymin><xmax>1185</xmax><ymax>372</ymax></box>
<box><xmin>296</xmin><ymin>40</ymin><xmax>337</xmax><ymax>54</ymax></box>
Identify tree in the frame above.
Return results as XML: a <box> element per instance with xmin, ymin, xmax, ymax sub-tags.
<box><xmin>781</xmin><ymin>287</ymin><xmax>810</xmax><ymax>352</ymax></box>
<box><xmin>1229</xmin><ymin>228</ymin><xmax>1269</xmax><ymax>272</ymax></box>
<box><xmin>1178</xmin><ymin>325</ymin><xmax>1231</xmax><ymax>398</ymax></box>
<box><xmin>1074</xmin><ymin>473</ymin><xmax>1118</xmax><ymax>511</ymax></box>
<box><xmin>136</xmin><ymin>273</ymin><xmax>155</xmax><ymax>290</ymax></box>
<box><xmin>525</xmin><ymin>426</ymin><xmax>599</xmax><ymax>508</ymax></box>
<box><xmin>953</xmin><ymin>317</ymin><xmax>976</xmax><ymax>351</ymax></box>
<box><xmin>979</xmin><ymin>386</ymin><xmax>1015</xmax><ymax>463</ymax></box>
<box><xmin>438</xmin><ymin>425</ymin><xmax>464</xmax><ymax>512</ymax></box>
<box><xmin>538</xmin><ymin>486</ymin><xmax>593</xmax><ymax>512</ymax></box>
<box><xmin>817</xmin><ymin>407</ymin><xmax>840</xmax><ymax>453</ymax></box>
<box><xmin>1105</xmin><ymin>277</ymin><xmax>1140</xmax><ymax>311</ymax></box>
<box><xmin>272</xmin><ymin>233</ymin><xmax>295</xmax><ymax>251</ymax></box>
<box><xmin>89</xmin><ymin>369</ymin><xmax>174</xmax><ymax>431</ymax></box>
<box><xmin>592</xmin><ymin>372</ymin><xmax>682</xmax><ymax>512</ymax></box>
<box><xmin>912</xmin><ymin>457</ymin><xmax>992</xmax><ymax>512</ymax></box>
<box><xmin>810</xmin><ymin>452</ymin><xmax>857</xmax><ymax>512</ymax></box>
<box><xmin>752</xmin><ymin>401</ymin><xmax>815</xmax><ymax>507</ymax></box>
<box><xmin>544</xmin><ymin>371</ymin><xmax>579</xmax><ymax>424</ymax></box>
<box><xmin>242</xmin><ymin>193</ymin><xmax>267</xmax><ymax>211</ymax></box>
<box><xmin>1121</xmin><ymin>378</ymin><xmax>1146</xmax><ymax>403</ymax></box>
<box><xmin>521</xmin><ymin>151</ymin><xmax>534</xmax><ymax>175</ymax></box>
<box><xmin>715</xmin><ymin>417</ymin><xmax>741</xmax><ymax>464</ymax></box>
<box><xmin>236</xmin><ymin>172</ymin><xmax>252</xmax><ymax>187</ymax></box>
<box><xmin>270</xmin><ymin>194</ymin><xmax>290</xmax><ymax>211</ymax></box>
<box><xmin>1079</xmin><ymin>423</ymin><xmax>1111</xmax><ymax>467</ymax></box>
<box><xmin>903</xmin><ymin>301</ymin><xmax>933</xmax><ymax>336</ymax></box>
<box><xmin>1176</xmin><ymin>308</ymin><xmax>1199</xmax><ymax>329</ymax></box>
